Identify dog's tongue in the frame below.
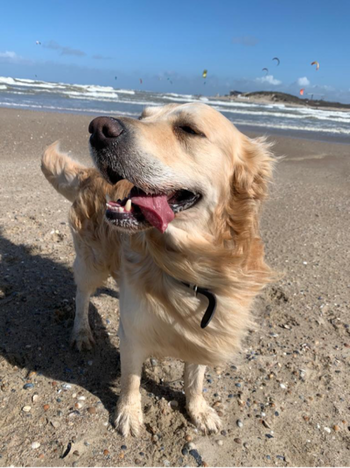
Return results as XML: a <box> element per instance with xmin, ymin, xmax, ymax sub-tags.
<box><xmin>131</xmin><ymin>193</ymin><xmax>175</xmax><ymax>233</ymax></box>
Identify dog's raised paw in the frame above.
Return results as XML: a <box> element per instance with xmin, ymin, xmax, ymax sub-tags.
<box><xmin>187</xmin><ymin>396</ymin><xmax>222</xmax><ymax>434</ymax></box>
<box><xmin>70</xmin><ymin>327</ymin><xmax>95</xmax><ymax>351</ymax></box>
<box><xmin>114</xmin><ymin>401</ymin><xmax>143</xmax><ymax>437</ymax></box>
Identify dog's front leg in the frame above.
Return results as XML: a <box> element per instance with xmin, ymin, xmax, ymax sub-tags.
<box><xmin>71</xmin><ymin>255</ymin><xmax>108</xmax><ymax>351</ymax></box>
<box><xmin>71</xmin><ymin>287</ymin><xmax>95</xmax><ymax>351</ymax></box>
<box><xmin>115</xmin><ymin>326</ymin><xmax>147</xmax><ymax>436</ymax></box>
<box><xmin>184</xmin><ymin>363</ymin><xmax>221</xmax><ymax>434</ymax></box>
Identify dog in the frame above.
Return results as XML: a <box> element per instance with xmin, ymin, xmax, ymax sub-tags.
<box><xmin>41</xmin><ymin>102</ymin><xmax>274</xmax><ymax>436</ymax></box>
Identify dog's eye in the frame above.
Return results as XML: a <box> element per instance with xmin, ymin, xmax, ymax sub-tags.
<box><xmin>178</xmin><ymin>125</ymin><xmax>205</xmax><ymax>137</ymax></box>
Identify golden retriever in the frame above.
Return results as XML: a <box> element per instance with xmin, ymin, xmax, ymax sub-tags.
<box><xmin>41</xmin><ymin>102</ymin><xmax>274</xmax><ymax>437</ymax></box>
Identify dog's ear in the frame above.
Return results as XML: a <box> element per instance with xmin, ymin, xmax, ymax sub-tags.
<box><xmin>232</xmin><ymin>135</ymin><xmax>274</xmax><ymax>201</ymax></box>
<box><xmin>139</xmin><ymin>106</ymin><xmax>163</xmax><ymax>119</ymax></box>
<box><xmin>214</xmin><ymin>135</ymin><xmax>274</xmax><ymax>246</ymax></box>
<box><xmin>139</xmin><ymin>103</ymin><xmax>180</xmax><ymax>120</ymax></box>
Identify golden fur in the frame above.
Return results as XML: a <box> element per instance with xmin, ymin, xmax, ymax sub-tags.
<box><xmin>41</xmin><ymin>103</ymin><xmax>275</xmax><ymax>436</ymax></box>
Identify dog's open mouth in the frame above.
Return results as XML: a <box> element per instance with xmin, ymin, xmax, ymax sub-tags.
<box><xmin>106</xmin><ymin>186</ymin><xmax>200</xmax><ymax>233</ymax></box>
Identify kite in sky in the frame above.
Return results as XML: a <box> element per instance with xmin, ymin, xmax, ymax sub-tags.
<box><xmin>202</xmin><ymin>69</ymin><xmax>207</xmax><ymax>79</ymax></box>
<box><xmin>311</xmin><ymin>61</ymin><xmax>320</xmax><ymax>71</ymax></box>
<box><xmin>35</xmin><ymin>41</ymin><xmax>41</xmax><ymax>45</ymax></box>
<box><xmin>272</xmin><ymin>57</ymin><xmax>280</xmax><ymax>66</ymax></box>
<box><xmin>299</xmin><ymin>89</ymin><xmax>304</xmax><ymax>96</ymax></box>
<box><xmin>262</xmin><ymin>68</ymin><xmax>269</xmax><ymax>74</ymax></box>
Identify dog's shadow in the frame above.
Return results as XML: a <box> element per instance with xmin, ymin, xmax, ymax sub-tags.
<box><xmin>0</xmin><ymin>230</ymin><xmax>184</xmax><ymax>422</ymax></box>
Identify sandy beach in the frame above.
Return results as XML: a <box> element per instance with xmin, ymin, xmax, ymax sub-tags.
<box><xmin>0</xmin><ymin>107</ymin><xmax>349</xmax><ymax>467</ymax></box>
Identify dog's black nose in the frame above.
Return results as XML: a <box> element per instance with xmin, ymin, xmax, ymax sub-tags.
<box><xmin>89</xmin><ymin>117</ymin><xmax>124</xmax><ymax>148</ymax></box>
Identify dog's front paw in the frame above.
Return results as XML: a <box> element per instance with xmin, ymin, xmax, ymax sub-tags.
<box><xmin>187</xmin><ymin>396</ymin><xmax>222</xmax><ymax>434</ymax></box>
<box><xmin>70</xmin><ymin>327</ymin><xmax>95</xmax><ymax>351</ymax></box>
<box><xmin>114</xmin><ymin>400</ymin><xmax>143</xmax><ymax>437</ymax></box>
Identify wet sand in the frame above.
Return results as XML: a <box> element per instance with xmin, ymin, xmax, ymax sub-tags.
<box><xmin>0</xmin><ymin>108</ymin><xmax>349</xmax><ymax>467</ymax></box>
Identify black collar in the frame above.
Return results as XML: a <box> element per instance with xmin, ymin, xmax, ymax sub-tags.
<box><xmin>182</xmin><ymin>282</ymin><xmax>217</xmax><ymax>329</ymax></box>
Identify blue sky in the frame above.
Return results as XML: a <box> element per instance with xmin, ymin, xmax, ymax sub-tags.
<box><xmin>1</xmin><ymin>0</ymin><xmax>350</xmax><ymax>102</ymax></box>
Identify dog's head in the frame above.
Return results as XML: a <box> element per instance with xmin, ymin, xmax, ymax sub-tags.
<box><xmin>89</xmin><ymin>103</ymin><xmax>273</xmax><ymax>246</ymax></box>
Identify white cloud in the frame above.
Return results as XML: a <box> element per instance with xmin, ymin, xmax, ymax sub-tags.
<box><xmin>0</xmin><ymin>51</ymin><xmax>18</xmax><ymax>60</ymax></box>
<box><xmin>297</xmin><ymin>77</ymin><xmax>310</xmax><ymax>86</ymax></box>
<box><xmin>256</xmin><ymin>75</ymin><xmax>282</xmax><ymax>85</ymax></box>
<box><xmin>0</xmin><ymin>50</ymin><xmax>34</xmax><ymax>66</ymax></box>
<box><xmin>0</xmin><ymin>51</ymin><xmax>31</xmax><ymax>65</ymax></box>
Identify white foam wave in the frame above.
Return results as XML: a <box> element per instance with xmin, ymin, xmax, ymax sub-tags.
<box><xmin>66</xmin><ymin>96</ymin><xmax>160</xmax><ymax>107</ymax></box>
<box><xmin>0</xmin><ymin>100</ymin><xmax>139</xmax><ymax>116</ymax></box>
<box><xmin>116</xmin><ymin>89</ymin><xmax>135</xmax><ymax>95</ymax></box>
<box><xmin>161</xmin><ymin>92</ymin><xmax>195</xmax><ymax>99</ymax></box>
<box><xmin>0</xmin><ymin>85</ymin><xmax>7</xmax><ymax>90</ymax></box>
<box><xmin>16</xmin><ymin>78</ymin><xmax>41</xmax><ymax>84</ymax></box>
<box><xmin>207</xmin><ymin>99</ymin><xmax>264</xmax><ymax>109</ymax></box>
<box><xmin>214</xmin><ymin>106</ymin><xmax>350</xmax><ymax>124</ymax></box>
<box><xmin>0</xmin><ymin>76</ymin><xmax>135</xmax><ymax>96</ymax></box>
<box><xmin>160</xmin><ymin>95</ymin><xmax>201</xmax><ymax>104</ymax></box>
<box><xmin>289</xmin><ymin>105</ymin><xmax>350</xmax><ymax>120</ymax></box>
<box><xmin>78</xmin><ymin>84</ymin><xmax>115</xmax><ymax>92</ymax></box>
<box><xmin>231</xmin><ymin>118</ymin><xmax>350</xmax><ymax>135</ymax></box>
<box><xmin>217</xmin><ymin>101</ymin><xmax>350</xmax><ymax>121</ymax></box>
<box><xmin>65</xmin><ymin>95</ymin><xmax>158</xmax><ymax>106</ymax></box>
<box><xmin>62</xmin><ymin>91</ymin><xmax>119</xmax><ymax>99</ymax></box>
<box><xmin>0</xmin><ymin>77</ymin><xmax>17</xmax><ymax>85</ymax></box>
<box><xmin>0</xmin><ymin>77</ymin><xmax>66</xmax><ymax>89</ymax></box>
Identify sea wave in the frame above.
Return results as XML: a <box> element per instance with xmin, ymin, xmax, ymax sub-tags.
<box><xmin>0</xmin><ymin>77</ymin><xmax>18</xmax><ymax>85</ymax></box>
<box><xmin>0</xmin><ymin>77</ymin><xmax>66</xmax><ymax>89</ymax></box>
<box><xmin>0</xmin><ymin>75</ymin><xmax>349</xmax><ymax>137</ymax></box>
<box><xmin>215</xmin><ymin>106</ymin><xmax>350</xmax><ymax>124</ymax></box>
<box><xmin>62</xmin><ymin>91</ymin><xmax>120</xmax><ymax>100</ymax></box>
<box><xmin>231</xmin><ymin>119</ymin><xmax>350</xmax><ymax>135</ymax></box>
<box><xmin>0</xmin><ymin>100</ymin><xmax>139</xmax><ymax>116</ymax></box>
<box><xmin>116</xmin><ymin>89</ymin><xmax>135</xmax><ymax>95</ymax></box>
<box><xmin>0</xmin><ymin>76</ymin><xmax>133</xmax><ymax>96</ymax></box>
<box><xmin>161</xmin><ymin>92</ymin><xmax>195</xmax><ymax>99</ymax></box>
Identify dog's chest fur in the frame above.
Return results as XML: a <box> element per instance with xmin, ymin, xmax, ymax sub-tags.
<box><xmin>116</xmin><ymin>242</ymin><xmax>247</xmax><ymax>366</ymax></box>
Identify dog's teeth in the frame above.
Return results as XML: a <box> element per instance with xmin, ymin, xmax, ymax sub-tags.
<box><xmin>106</xmin><ymin>193</ymin><xmax>111</xmax><ymax>203</ymax></box>
<box><xmin>125</xmin><ymin>199</ymin><xmax>132</xmax><ymax>212</ymax></box>
<box><xmin>116</xmin><ymin>207</ymin><xmax>124</xmax><ymax>213</ymax></box>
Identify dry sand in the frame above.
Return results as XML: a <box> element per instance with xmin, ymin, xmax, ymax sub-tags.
<box><xmin>0</xmin><ymin>108</ymin><xmax>349</xmax><ymax>467</ymax></box>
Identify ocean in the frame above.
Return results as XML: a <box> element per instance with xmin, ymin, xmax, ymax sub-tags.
<box><xmin>1</xmin><ymin>76</ymin><xmax>349</xmax><ymax>141</ymax></box>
